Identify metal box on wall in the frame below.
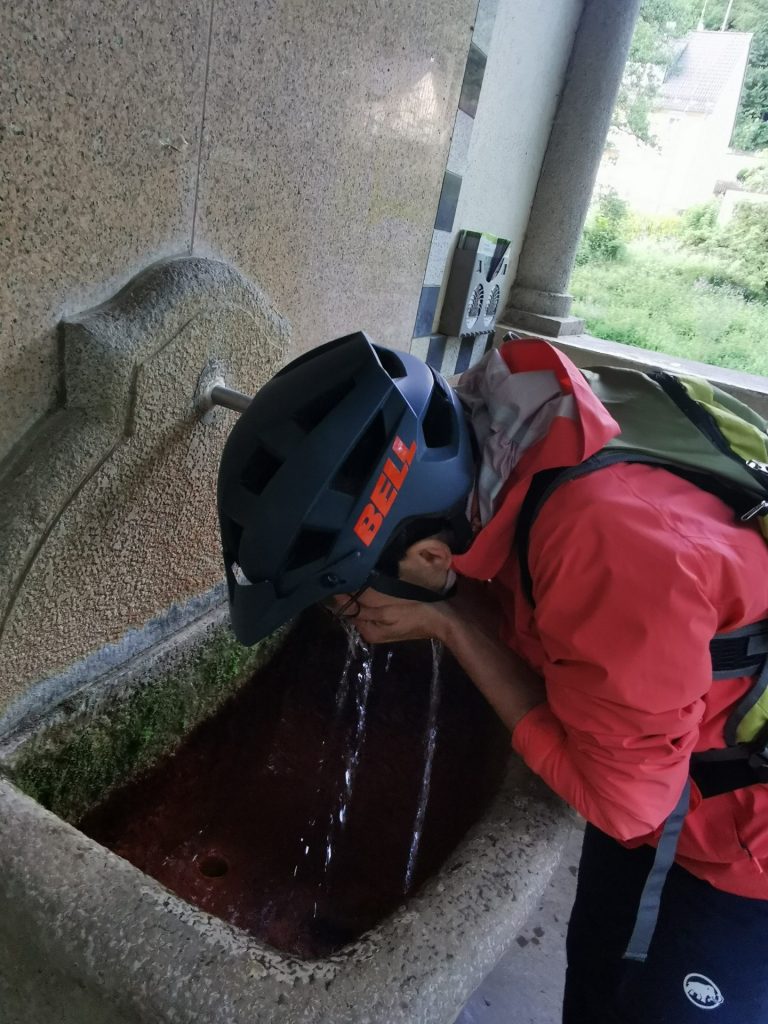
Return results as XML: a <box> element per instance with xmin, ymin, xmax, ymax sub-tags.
<box><xmin>438</xmin><ymin>231</ymin><xmax>510</xmax><ymax>340</ymax></box>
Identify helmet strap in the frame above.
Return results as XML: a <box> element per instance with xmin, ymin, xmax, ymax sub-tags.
<box><xmin>366</xmin><ymin>570</ymin><xmax>457</xmax><ymax>604</ymax></box>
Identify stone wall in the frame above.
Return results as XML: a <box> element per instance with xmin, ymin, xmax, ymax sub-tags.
<box><xmin>0</xmin><ymin>257</ymin><xmax>289</xmax><ymax>708</ymax></box>
<box><xmin>1</xmin><ymin>0</ymin><xmax>478</xmax><ymax>466</ymax></box>
<box><xmin>0</xmin><ymin>0</ymin><xmax>593</xmax><ymax>709</ymax></box>
<box><xmin>0</xmin><ymin>0</ymin><xmax>483</xmax><ymax>707</ymax></box>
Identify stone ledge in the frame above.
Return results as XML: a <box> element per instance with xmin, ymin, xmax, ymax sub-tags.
<box><xmin>497</xmin><ymin>326</ymin><xmax>768</xmax><ymax>419</ymax></box>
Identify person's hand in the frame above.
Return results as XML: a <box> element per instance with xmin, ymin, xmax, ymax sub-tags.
<box><xmin>332</xmin><ymin>582</ymin><xmax>545</xmax><ymax>734</ymax></box>
<box><xmin>330</xmin><ymin>589</ymin><xmax>456</xmax><ymax>646</ymax></box>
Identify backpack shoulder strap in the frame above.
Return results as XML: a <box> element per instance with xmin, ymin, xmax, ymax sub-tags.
<box><xmin>515</xmin><ymin>451</ymin><xmax>632</xmax><ymax>607</ymax></box>
<box><xmin>515</xmin><ymin>451</ymin><xmax>753</xmax><ymax>608</ymax></box>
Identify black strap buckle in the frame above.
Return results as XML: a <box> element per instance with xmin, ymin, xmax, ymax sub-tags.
<box><xmin>748</xmin><ymin>746</ymin><xmax>768</xmax><ymax>774</ymax></box>
<box><xmin>741</xmin><ymin>499</ymin><xmax>768</xmax><ymax>523</ymax></box>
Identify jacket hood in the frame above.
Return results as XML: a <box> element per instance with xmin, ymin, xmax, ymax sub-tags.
<box><xmin>453</xmin><ymin>338</ymin><xmax>620</xmax><ymax>581</ymax></box>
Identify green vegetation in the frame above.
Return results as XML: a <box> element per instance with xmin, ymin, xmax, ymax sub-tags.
<box><xmin>8</xmin><ymin>624</ymin><xmax>289</xmax><ymax>824</ymax></box>
<box><xmin>576</xmin><ymin>191</ymin><xmax>630</xmax><ymax>264</ymax></box>
<box><xmin>703</xmin><ymin>0</ymin><xmax>768</xmax><ymax>152</ymax></box>
<box><xmin>571</xmin><ymin>191</ymin><xmax>768</xmax><ymax>377</ymax></box>
<box><xmin>617</xmin><ymin>0</ymin><xmax>701</xmax><ymax>145</ymax></box>
<box><xmin>737</xmin><ymin>152</ymin><xmax>768</xmax><ymax>192</ymax></box>
<box><xmin>617</xmin><ymin>0</ymin><xmax>768</xmax><ymax>151</ymax></box>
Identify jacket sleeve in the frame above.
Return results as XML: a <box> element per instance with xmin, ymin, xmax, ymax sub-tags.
<box><xmin>510</xmin><ymin>466</ymin><xmax>719</xmax><ymax>842</ymax></box>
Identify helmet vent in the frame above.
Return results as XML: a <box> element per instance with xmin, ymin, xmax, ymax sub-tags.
<box><xmin>241</xmin><ymin>446</ymin><xmax>283</xmax><ymax>496</ymax></box>
<box><xmin>375</xmin><ymin>347</ymin><xmax>407</xmax><ymax>380</ymax></box>
<box><xmin>421</xmin><ymin>379</ymin><xmax>455</xmax><ymax>449</ymax></box>
<box><xmin>293</xmin><ymin>379</ymin><xmax>355</xmax><ymax>434</ymax></box>
<box><xmin>284</xmin><ymin>527</ymin><xmax>337</xmax><ymax>572</ymax></box>
<box><xmin>331</xmin><ymin>412</ymin><xmax>388</xmax><ymax>496</ymax></box>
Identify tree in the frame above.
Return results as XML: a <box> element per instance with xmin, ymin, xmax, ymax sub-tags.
<box><xmin>613</xmin><ymin>0</ymin><xmax>699</xmax><ymax>145</ymax></box>
<box><xmin>699</xmin><ymin>0</ymin><xmax>768</xmax><ymax>151</ymax></box>
<box><xmin>576</xmin><ymin>190</ymin><xmax>631</xmax><ymax>265</ymax></box>
<box><xmin>615</xmin><ymin>0</ymin><xmax>768</xmax><ymax>151</ymax></box>
<box><xmin>713</xmin><ymin>200</ymin><xmax>768</xmax><ymax>298</ymax></box>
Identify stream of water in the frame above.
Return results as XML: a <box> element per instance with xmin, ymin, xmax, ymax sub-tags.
<box><xmin>319</xmin><ymin>623</ymin><xmax>444</xmax><ymax>897</ymax></box>
<box><xmin>404</xmin><ymin>638</ymin><xmax>443</xmax><ymax>893</ymax></box>
<box><xmin>291</xmin><ymin>619</ymin><xmax>377</xmax><ymax>910</ymax></box>
<box><xmin>325</xmin><ymin>621</ymin><xmax>374</xmax><ymax>875</ymax></box>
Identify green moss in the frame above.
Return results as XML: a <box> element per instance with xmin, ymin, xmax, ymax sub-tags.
<box><xmin>8</xmin><ymin>624</ymin><xmax>288</xmax><ymax>824</ymax></box>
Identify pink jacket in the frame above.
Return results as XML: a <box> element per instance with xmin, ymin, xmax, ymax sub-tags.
<box><xmin>453</xmin><ymin>339</ymin><xmax>768</xmax><ymax>899</ymax></box>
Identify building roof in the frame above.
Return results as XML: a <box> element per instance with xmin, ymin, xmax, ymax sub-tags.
<box><xmin>659</xmin><ymin>30</ymin><xmax>752</xmax><ymax>114</ymax></box>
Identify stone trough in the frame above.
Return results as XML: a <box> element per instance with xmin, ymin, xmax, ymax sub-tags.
<box><xmin>0</xmin><ymin>593</ymin><xmax>570</xmax><ymax>1024</ymax></box>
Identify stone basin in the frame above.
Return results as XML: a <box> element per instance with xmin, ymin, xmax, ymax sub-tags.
<box><xmin>0</xmin><ymin>591</ymin><xmax>571</xmax><ymax>1024</ymax></box>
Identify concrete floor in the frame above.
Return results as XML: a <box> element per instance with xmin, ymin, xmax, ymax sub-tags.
<box><xmin>455</xmin><ymin>823</ymin><xmax>584</xmax><ymax>1024</ymax></box>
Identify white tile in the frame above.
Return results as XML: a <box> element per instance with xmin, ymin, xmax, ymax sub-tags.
<box><xmin>410</xmin><ymin>336</ymin><xmax>431</xmax><ymax>361</ymax></box>
<box><xmin>447</xmin><ymin>110</ymin><xmax>474</xmax><ymax>178</ymax></box>
<box><xmin>423</xmin><ymin>229</ymin><xmax>454</xmax><ymax>287</ymax></box>
<box><xmin>472</xmin><ymin>0</ymin><xmax>500</xmax><ymax>56</ymax></box>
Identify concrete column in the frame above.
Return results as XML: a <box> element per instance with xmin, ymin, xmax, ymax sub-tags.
<box><xmin>502</xmin><ymin>0</ymin><xmax>643</xmax><ymax>337</ymax></box>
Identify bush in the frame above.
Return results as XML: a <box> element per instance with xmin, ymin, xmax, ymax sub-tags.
<box><xmin>680</xmin><ymin>202</ymin><xmax>719</xmax><ymax>248</ymax></box>
<box><xmin>709</xmin><ymin>201</ymin><xmax>768</xmax><ymax>301</ymax></box>
<box><xmin>673</xmin><ymin>199</ymin><xmax>768</xmax><ymax>300</ymax></box>
<box><xmin>576</xmin><ymin>190</ymin><xmax>631</xmax><ymax>265</ymax></box>
<box><xmin>736</xmin><ymin>152</ymin><xmax>768</xmax><ymax>194</ymax></box>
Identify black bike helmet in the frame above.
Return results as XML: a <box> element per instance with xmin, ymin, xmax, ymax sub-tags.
<box><xmin>217</xmin><ymin>331</ymin><xmax>475</xmax><ymax>645</ymax></box>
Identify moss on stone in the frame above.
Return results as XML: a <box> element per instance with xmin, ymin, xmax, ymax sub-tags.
<box><xmin>8</xmin><ymin>624</ymin><xmax>287</xmax><ymax>824</ymax></box>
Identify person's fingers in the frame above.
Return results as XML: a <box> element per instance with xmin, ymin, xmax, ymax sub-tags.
<box><xmin>355</xmin><ymin>610</ymin><xmax>399</xmax><ymax>627</ymax></box>
<box><xmin>357</xmin><ymin>622</ymin><xmax>393</xmax><ymax>644</ymax></box>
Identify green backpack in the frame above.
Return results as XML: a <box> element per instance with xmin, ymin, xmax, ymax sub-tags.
<box><xmin>515</xmin><ymin>364</ymin><xmax>768</xmax><ymax>962</ymax></box>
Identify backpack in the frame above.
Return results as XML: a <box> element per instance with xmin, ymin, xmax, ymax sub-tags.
<box><xmin>514</xmin><ymin>363</ymin><xmax>768</xmax><ymax>961</ymax></box>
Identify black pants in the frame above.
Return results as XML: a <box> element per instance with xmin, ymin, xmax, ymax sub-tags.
<box><xmin>563</xmin><ymin>824</ymin><xmax>768</xmax><ymax>1023</ymax></box>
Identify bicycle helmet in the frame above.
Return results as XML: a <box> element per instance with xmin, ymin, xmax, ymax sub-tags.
<box><xmin>217</xmin><ymin>331</ymin><xmax>475</xmax><ymax>645</ymax></box>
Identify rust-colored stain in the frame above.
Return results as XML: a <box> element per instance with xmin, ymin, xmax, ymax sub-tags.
<box><xmin>79</xmin><ymin>610</ymin><xmax>509</xmax><ymax>958</ymax></box>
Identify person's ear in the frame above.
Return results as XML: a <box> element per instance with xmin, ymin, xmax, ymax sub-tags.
<box><xmin>407</xmin><ymin>537</ymin><xmax>452</xmax><ymax>569</ymax></box>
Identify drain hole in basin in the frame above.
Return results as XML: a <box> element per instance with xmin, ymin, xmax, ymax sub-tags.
<box><xmin>199</xmin><ymin>854</ymin><xmax>229</xmax><ymax>878</ymax></box>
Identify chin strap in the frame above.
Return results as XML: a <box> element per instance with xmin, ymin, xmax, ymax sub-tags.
<box><xmin>366</xmin><ymin>570</ymin><xmax>457</xmax><ymax>603</ymax></box>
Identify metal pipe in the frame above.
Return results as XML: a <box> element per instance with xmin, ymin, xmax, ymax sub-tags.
<box><xmin>210</xmin><ymin>385</ymin><xmax>251</xmax><ymax>414</ymax></box>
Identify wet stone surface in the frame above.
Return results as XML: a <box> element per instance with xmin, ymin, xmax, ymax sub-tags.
<box><xmin>79</xmin><ymin>610</ymin><xmax>510</xmax><ymax>960</ymax></box>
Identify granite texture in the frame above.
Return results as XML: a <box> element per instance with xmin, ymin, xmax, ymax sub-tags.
<box><xmin>0</xmin><ymin>765</ymin><xmax>570</xmax><ymax>1024</ymax></box>
<box><xmin>1</xmin><ymin>753</ymin><xmax>569</xmax><ymax>1024</ymax></box>
<box><xmin>0</xmin><ymin>256</ymin><xmax>289</xmax><ymax>708</ymax></box>
<box><xmin>193</xmin><ymin>0</ymin><xmax>476</xmax><ymax>357</ymax></box>
<box><xmin>0</xmin><ymin>0</ymin><xmax>209</xmax><ymax>464</ymax></box>
<box><xmin>1</xmin><ymin>604</ymin><xmax>289</xmax><ymax>823</ymax></box>
<box><xmin>1</xmin><ymin>0</ymin><xmax>478</xmax><ymax>471</ymax></box>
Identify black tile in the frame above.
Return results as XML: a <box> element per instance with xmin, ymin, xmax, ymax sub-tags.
<box><xmin>454</xmin><ymin>336</ymin><xmax>475</xmax><ymax>374</ymax></box>
<box><xmin>459</xmin><ymin>44</ymin><xmax>487</xmax><ymax>118</ymax></box>
<box><xmin>414</xmin><ymin>287</ymin><xmax>440</xmax><ymax>338</ymax></box>
<box><xmin>426</xmin><ymin>334</ymin><xmax>447</xmax><ymax>371</ymax></box>
<box><xmin>434</xmin><ymin>171</ymin><xmax>462</xmax><ymax>233</ymax></box>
